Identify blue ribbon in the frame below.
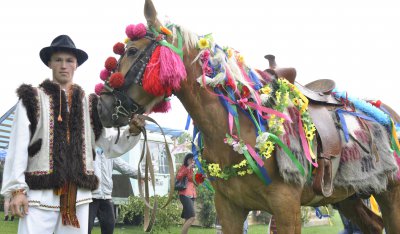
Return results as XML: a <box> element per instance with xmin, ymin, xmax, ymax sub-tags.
<box><xmin>248</xmin><ymin>69</ymin><xmax>263</xmax><ymax>90</ymax></box>
<box><xmin>336</xmin><ymin>109</ymin><xmax>377</xmax><ymax>142</ymax></box>
<box><xmin>215</xmin><ymin>88</ymin><xmax>238</xmax><ymax>117</ymax></box>
<box><xmin>315</xmin><ymin>207</ymin><xmax>330</xmax><ymax>219</ymax></box>
<box><xmin>192</xmin><ymin>126</ymin><xmax>204</xmax><ymax>174</ymax></box>
<box><xmin>185</xmin><ymin>114</ymin><xmax>191</xmax><ymax>131</ymax></box>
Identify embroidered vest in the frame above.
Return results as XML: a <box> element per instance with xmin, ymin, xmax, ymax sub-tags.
<box><xmin>16</xmin><ymin>79</ymin><xmax>103</xmax><ymax>190</ymax></box>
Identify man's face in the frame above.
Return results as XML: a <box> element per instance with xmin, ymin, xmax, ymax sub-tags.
<box><xmin>48</xmin><ymin>51</ymin><xmax>77</xmax><ymax>86</ymax></box>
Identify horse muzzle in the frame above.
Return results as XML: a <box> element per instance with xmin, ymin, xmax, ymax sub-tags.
<box><xmin>97</xmin><ymin>95</ymin><xmax>131</xmax><ymax>128</ymax></box>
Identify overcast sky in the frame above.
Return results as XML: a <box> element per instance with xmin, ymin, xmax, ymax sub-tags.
<box><xmin>1</xmin><ymin>0</ymin><xmax>399</xmax><ymax>130</ymax></box>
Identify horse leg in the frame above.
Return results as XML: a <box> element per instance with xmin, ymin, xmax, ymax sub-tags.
<box><xmin>214</xmin><ymin>191</ymin><xmax>249</xmax><ymax>234</ymax></box>
<box><xmin>374</xmin><ymin>179</ymin><xmax>400</xmax><ymax>234</ymax></box>
<box><xmin>269</xmin><ymin>184</ymin><xmax>302</xmax><ymax>234</ymax></box>
<box><xmin>335</xmin><ymin>197</ymin><xmax>384</xmax><ymax>234</ymax></box>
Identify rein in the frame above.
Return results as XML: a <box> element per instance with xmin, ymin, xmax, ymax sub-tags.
<box><xmin>135</xmin><ymin>115</ymin><xmax>176</xmax><ymax>232</ymax></box>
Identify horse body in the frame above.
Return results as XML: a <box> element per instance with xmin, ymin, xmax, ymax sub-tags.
<box><xmin>97</xmin><ymin>0</ymin><xmax>400</xmax><ymax>233</ymax></box>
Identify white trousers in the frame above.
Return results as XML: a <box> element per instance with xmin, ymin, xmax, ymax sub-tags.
<box><xmin>17</xmin><ymin>204</ymin><xmax>89</xmax><ymax>234</ymax></box>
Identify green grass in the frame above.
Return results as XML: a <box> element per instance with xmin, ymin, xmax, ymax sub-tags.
<box><xmin>0</xmin><ymin>211</ymin><xmax>344</xmax><ymax>233</ymax></box>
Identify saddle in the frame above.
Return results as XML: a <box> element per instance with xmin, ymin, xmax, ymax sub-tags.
<box><xmin>264</xmin><ymin>54</ymin><xmax>343</xmax><ymax>197</ymax></box>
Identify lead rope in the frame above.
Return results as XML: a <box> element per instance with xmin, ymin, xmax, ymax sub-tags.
<box><xmin>136</xmin><ymin>114</ymin><xmax>175</xmax><ymax>232</ymax></box>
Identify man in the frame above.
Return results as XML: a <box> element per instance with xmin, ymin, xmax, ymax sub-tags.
<box><xmin>88</xmin><ymin>146</ymin><xmax>137</xmax><ymax>234</ymax></box>
<box><xmin>1</xmin><ymin>35</ymin><xmax>144</xmax><ymax>234</ymax></box>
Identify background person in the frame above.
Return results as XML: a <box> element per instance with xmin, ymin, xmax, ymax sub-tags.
<box><xmin>88</xmin><ymin>146</ymin><xmax>138</xmax><ymax>234</ymax></box>
<box><xmin>176</xmin><ymin>153</ymin><xmax>196</xmax><ymax>234</ymax></box>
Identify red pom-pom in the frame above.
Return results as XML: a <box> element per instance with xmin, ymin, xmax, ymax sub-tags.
<box><xmin>109</xmin><ymin>72</ymin><xmax>125</xmax><ymax>88</ymax></box>
<box><xmin>105</xmin><ymin>57</ymin><xmax>118</xmax><ymax>71</ymax></box>
<box><xmin>113</xmin><ymin>42</ymin><xmax>125</xmax><ymax>55</ymax></box>
<box><xmin>195</xmin><ymin>173</ymin><xmax>205</xmax><ymax>184</ymax></box>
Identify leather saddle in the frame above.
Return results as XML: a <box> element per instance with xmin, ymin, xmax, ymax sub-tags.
<box><xmin>264</xmin><ymin>54</ymin><xmax>343</xmax><ymax>197</ymax></box>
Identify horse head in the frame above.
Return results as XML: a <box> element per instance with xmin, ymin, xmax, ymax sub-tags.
<box><xmin>97</xmin><ymin>0</ymin><xmax>185</xmax><ymax>127</ymax></box>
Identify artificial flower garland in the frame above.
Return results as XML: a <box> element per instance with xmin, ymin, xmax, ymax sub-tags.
<box><xmin>191</xmin><ymin>35</ymin><xmax>314</xmax><ymax>181</ymax></box>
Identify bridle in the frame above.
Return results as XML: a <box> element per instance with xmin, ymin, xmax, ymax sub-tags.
<box><xmin>101</xmin><ymin>34</ymin><xmax>158</xmax><ymax>126</ymax></box>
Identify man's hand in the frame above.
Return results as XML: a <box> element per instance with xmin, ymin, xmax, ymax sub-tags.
<box><xmin>11</xmin><ymin>194</ymin><xmax>29</xmax><ymax>217</ymax></box>
<box><xmin>129</xmin><ymin>115</ymin><xmax>146</xmax><ymax>136</ymax></box>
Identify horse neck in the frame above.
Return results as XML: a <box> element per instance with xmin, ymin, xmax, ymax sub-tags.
<box><xmin>175</xmin><ymin>49</ymin><xmax>229</xmax><ymax>141</ymax></box>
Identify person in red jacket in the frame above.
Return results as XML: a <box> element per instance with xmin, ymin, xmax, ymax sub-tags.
<box><xmin>176</xmin><ymin>153</ymin><xmax>196</xmax><ymax>234</ymax></box>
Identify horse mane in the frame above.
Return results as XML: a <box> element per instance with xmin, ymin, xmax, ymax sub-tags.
<box><xmin>170</xmin><ymin>24</ymin><xmax>198</xmax><ymax>53</ymax></box>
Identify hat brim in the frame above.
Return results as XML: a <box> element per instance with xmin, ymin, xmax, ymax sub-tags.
<box><xmin>40</xmin><ymin>46</ymin><xmax>88</xmax><ymax>67</ymax></box>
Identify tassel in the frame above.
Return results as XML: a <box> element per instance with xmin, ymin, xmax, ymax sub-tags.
<box><xmin>57</xmin><ymin>87</ymin><xmax>63</xmax><ymax>122</ymax></box>
<box><xmin>142</xmin><ymin>46</ymin><xmax>172</xmax><ymax>96</ymax></box>
<box><xmin>159</xmin><ymin>46</ymin><xmax>186</xmax><ymax>91</ymax></box>
<box><xmin>151</xmin><ymin>100</ymin><xmax>171</xmax><ymax>113</ymax></box>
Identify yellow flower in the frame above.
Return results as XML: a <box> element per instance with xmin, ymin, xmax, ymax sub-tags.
<box><xmin>208</xmin><ymin>163</ymin><xmax>221</xmax><ymax>177</ymax></box>
<box><xmin>306</xmin><ymin>131</ymin><xmax>314</xmax><ymax>141</ymax></box>
<box><xmin>261</xmin><ymin>151</ymin><xmax>272</xmax><ymax>159</ymax></box>
<box><xmin>247</xmin><ymin>169</ymin><xmax>253</xmax><ymax>174</ymax></box>
<box><xmin>124</xmin><ymin>38</ymin><xmax>130</xmax><ymax>44</ymax></box>
<box><xmin>238</xmin><ymin>171</ymin><xmax>247</xmax><ymax>176</ymax></box>
<box><xmin>265</xmin><ymin>141</ymin><xmax>274</xmax><ymax>148</ymax></box>
<box><xmin>275</xmin><ymin>91</ymin><xmax>281</xmax><ymax>102</ymax></box>
<box><xmin>292</xmin><ymin>98</ymin><xmax>299</xmax><ymax>106</ymax></box>
<box><xmin>198</xmin><ymin>38</ymin><xmax>210</xmax><ymax>49</ymax></box>
<box><xmin>236</xmin><ymin>54</ymin><xmax>245</xmax><ymax>64</ymax></box>
<box><xmin>260</xmin><ymin>86</ymin><xmax>272</xmax><ymax>95</ymax></box>
<box><xmin>227</xmin><ymin>48</ymin><xmax>233</xmax><ymax>58</ymax></box>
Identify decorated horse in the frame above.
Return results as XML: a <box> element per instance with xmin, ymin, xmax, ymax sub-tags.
<box><xmin>95</xmin><ymin>0</ymin><xmax>400</xmax><ymax>233</ymax></box>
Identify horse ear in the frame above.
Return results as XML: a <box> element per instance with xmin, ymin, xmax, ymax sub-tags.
<box><xmin>144</xmin><ymin>0</ymin><xmax>162</xmax><ymax>28</ymax></box>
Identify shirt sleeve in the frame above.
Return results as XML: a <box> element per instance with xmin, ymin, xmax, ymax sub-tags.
<box><xmin>112</xmin><ymin>157</ymin><xmax>138</xmax><ymax>179</ymax></box>
<box><xmin>95</xmin><ymin>127</ymin><xmax>140</xmax><ymax>158</ymax></box>
<box><xmin>176</xmin><ymin>165</ymin><xmax>189</xmax><ymax>180</ymax></box>
<box><xmin>1</xmin><ymin>101</ymin><xmax>30</xmax><ymax>198</ymax></box>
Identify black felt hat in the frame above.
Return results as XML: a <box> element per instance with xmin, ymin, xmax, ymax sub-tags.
<box><xmin>39</xmin><ymin>35</ymin><xmax>88</xmax><ymax>67</ymax></box>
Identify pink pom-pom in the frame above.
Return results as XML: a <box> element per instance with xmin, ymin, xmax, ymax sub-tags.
<box><xmin>100</xmin><ymin>69</ymin><xmax>111</xmax><ymax>81</ymax></box>
<box><xmin>95</xmin><ymin>83</ymin><xmax>104</xmax><ymax>95</ymax></box>
<box><xmin>151</xmin><ymin>100</ymin><xmax>171</xmax><ymax>113</ymax></box>
<box><xmin>131</xmin><ymin>23</ymin><xmax>147</xmax><ymax>39</ymax></box>
<box><xmin>125</xmin><ymin>24</ymin><xmax>136</xmax><ymax>39</ymax></box>
<box><xmin>125</xmin><ymin>23</ymin><xmax>147</xmax><ymax>40</ymax></box>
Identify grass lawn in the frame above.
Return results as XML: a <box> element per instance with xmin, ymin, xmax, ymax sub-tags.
<box><xmin>0</xmin><ymin>211</ymin><xmax>344</xmax><ymax>233</ymax></box>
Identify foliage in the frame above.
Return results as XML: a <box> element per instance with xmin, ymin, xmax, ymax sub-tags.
<box><xmin>0</xmin><ymin>211</ymin><xmax>344</xmax><ymax>234</ymax></box>
<box><xmin>301</xmin><ymin>206</ymin><xmax>312</xmax><ymax>224</ymax></box>
<box><xmin>196</xmin><ymin>185</ymin><xmax>216</xmax><ymax>227</ymax></box>
<box><xmin>119</xmin><ymin>195</ymin><xmax>181</xmax><ymax>233</ymax></box>
<box><xmin>177</xmin><ymin>132</ymin><xmax>192</xmax><ymax>145</ymax></box>
<box><xmin>252</xmin><ymin>211</ymin><xmax>272</xmax><ymax>224</ymax></box>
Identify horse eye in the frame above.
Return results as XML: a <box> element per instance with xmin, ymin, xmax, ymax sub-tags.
<box><xmin>127</xmin><ymin>48</ymin><xmax>138</xmax><ymax>57</ymax></box>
